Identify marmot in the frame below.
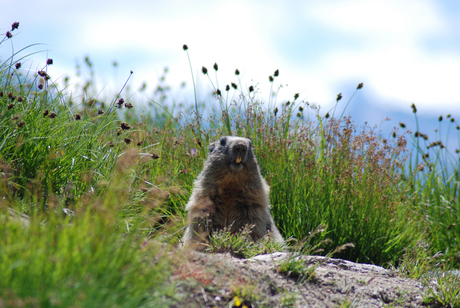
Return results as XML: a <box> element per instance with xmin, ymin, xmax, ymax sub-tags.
<box><xmin>182</xmin><ymin>136</ymin><xmax>284</xmax><ymax>248</ymax></box>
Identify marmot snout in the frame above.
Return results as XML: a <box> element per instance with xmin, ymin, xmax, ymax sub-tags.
<box><xmin>182</xmin><ymin>136</ymin><xmax>285</xmax><ymax>248</ymax></box>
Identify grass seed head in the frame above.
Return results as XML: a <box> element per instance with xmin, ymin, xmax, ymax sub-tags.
<box><xmin>120</xmin><ymin>122</ymin><xmax>131</xmax><ymax>130</ymax></box>
<box><xmin>201</xmin><ymin>66</ymin><xmax>207</xmax><ymax>75</ymax></box>
<box><xmin>43</xmin><ymin>109</ymin><xmax>49</xmax><ymax>117</ymax></box>
<box><xmin>11</xmin><ymin>22</ymin><xmax>19</xmax><ymax>31</ymax></box>
<box><xmin>74</xmin><ymin>114</ymin><xmax>81</xmax><ymax>120</ymax></box>
<box><xmin>231</xmin><ymin>83</ymin><xmax>237</xmax><ymax>90</ymax></box>
<box><xmin>6</xmin><ymin>31</ymin><xmax>12</xmax><ymax>38</ymax></box>
<box><xmin>48</xmin><ymin>112</ymin><xmax>57</xmax><ymax>119</ymax></box>
<box><xmin>15</xmin><ymin>62</ymin><xmax>21</xmax><ymax>69</ymax></box>
<box><xmin>411</xmin><ymin>103</ymin><xmax>417</xmax><ymax>113</ymax></box>
<box><xmin>357</xmin><ymin>82</ymin><xmax>363</xmax><ymax>89</ymax></box>
<box><xmin>47</xmin><ymin>58</ymin><xmax>53</xmax><ymax>65</ymax></box>
<box><xmin>98</xmin><ymin>109</ymin><xmax>104</xmax><ymax>115</ymax></box>
<box><xmin>336</xmin><ymin>93</ymin><xmax>342</xmax><ymax>102</ymax></box>
<box><xmin>182</xmin><ymin>44</ymin><xmax>188</xmax><ymax>51</ymax></box>
<box><xmin>269</xmin><ymin>75</ymin><xmax>274</xmax><ymax>82</ymax></box>
<box><xmin>235</xmin><ymin>69</ymin><xmax>240</xmax><ymax>75</ymax></box>
<box><xmin>213</xmin><ymin>63</ymin><xmax>218</xmax><ymax>71</ymax></box>
<box><xmin>125</xmin><ymin>103</ymin><xmax>133</xmax><ymax>109</ymax></box>
<box><xmin>124</xmin><ymin>138</ymin><xmax>132</xmax><ymax>144</ymax></box>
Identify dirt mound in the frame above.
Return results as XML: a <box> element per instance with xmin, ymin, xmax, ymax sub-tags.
<box><xmin>170</xmin><ymin>252</ymin><xmax>428</xmax><ymax>307</ymax></box>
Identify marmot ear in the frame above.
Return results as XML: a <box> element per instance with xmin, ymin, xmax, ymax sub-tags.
<box><xmin>220</xmin><ymin>137</ymin><xmax>227</xmax><ymax>146</ymax></box>
<box><xmin>208</xmin><ymin>142</ymin><xmax>216</xmax><ymax>153</ymax></box>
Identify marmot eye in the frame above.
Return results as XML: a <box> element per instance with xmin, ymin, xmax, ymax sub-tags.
<box><xmin>220</xmin><ymin>137</ymin><xmax>227</xmax><ymax>146</ymax></box>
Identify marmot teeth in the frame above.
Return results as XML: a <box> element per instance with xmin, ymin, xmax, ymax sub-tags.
<box><xmin>236</xmin><ymin>156</ymin><xmax>242</xmax><ymax>164</ymax></box>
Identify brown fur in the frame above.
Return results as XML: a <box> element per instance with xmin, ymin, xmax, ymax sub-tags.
<box><xmin>182</xmin><ymin>136</ymin><xmax>284</xmax><ymax>248</ymax></box>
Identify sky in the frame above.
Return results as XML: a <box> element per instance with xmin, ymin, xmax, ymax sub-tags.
<box><xmin>1</xmin><ymin>0</ymin><xmax>460</xmax><ymax>122</ymax></box>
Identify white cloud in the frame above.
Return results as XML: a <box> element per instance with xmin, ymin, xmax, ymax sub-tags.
<box><xmin>3</xmin><ymin>0</ymin><xmax>459</xmax><ymax>114</ymax></box>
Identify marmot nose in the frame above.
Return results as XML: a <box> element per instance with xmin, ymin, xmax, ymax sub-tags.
<box><xmin>234</xmin><ymin>143</ymin><xmax>247</xmax><ymax>154</ymax></box>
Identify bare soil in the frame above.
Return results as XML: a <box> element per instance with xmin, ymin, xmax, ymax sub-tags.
<box><xmin>169</xmin><ymin>251</ymin><xmax>432</xmax><ymax>307</ymax></box>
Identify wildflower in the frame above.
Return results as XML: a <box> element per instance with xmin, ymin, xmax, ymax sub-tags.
<box><xmin>249</xmin><ymin>86</ymin><xmax>254</xmax><ymax>92</ymax></box>
<box><xmin>190</xmin><ymin>149</ymin><xmax>197</xmax><ymax>156</ymax></box>
<box><xmin>74</xmin><ymin>114</ymin><xmax>81</xmax><ymax>120</ymax></box>
<box><xmin>17</xmin><ymin>121</ymin><xmax>25</xmax><ymax>128</ymax></box>
<box><xmin>48</xmin><ymin>112</ymin><xmax>57</xmax><ymax>118</ymax></box>
<box><xmin>231</xmin><ymin>83</ymin><xmax>237</xmax><ymax>90</ymax></box>
<box><xmin>182</xmin><ymin>44</ymin><xmax>188</xmax><ymax>51</ymax></box>
<box><xmin>15</xmin><ymin>62</ymin><xmax>21</xmax><ymax>69</ymax></box>
<box><xmin>125</xmin><ymin>103</ymin><xmax>134</xmax><ymax>109</ymax></box>
<box><xmin>151</xmin><ymin>153</ymin><xmax>160</xmax><ymax>159</ymax></box>
<box><xmin>213</xmin><ymin>63</ymin><xmax>218</xmax><ymax>71</ymax></box>
<box><xmin>357</xmin><ymin>82</ymin><xmax>363</xmax><ymax>89</ymax></box>
<box><xmin>43</xmin><ymin>109</ymin><xmax>49</xmax><ymax>117</ymax></box>
<box><xmin>47</xmin><ymin>58</ymin><xmax>53</xmax><ymax>65</ymax></box>
<box><xmin>6</xmin><ymin>31</ymin><xmax>12</xmax><ymax>39</ymax></box>
<box><xmin>124</xmin><ymin>138</ymin><xmax>132</xmax><ymax>144</ymax></box>
<box><xmin>411</xmin><ymin>103</ymin><xmax>417</xmax><ymax>113</ymax></box>
<box><xmin>235</xmin><ymin>69</ymin><xmax>240</xmax><ymax>75</ymax></box>
<box><xmin>274</xmin><ymin>69</ymin><xmax>279</xmax><ymax>77</ymax></box>
<box><xmin>399</xmin><ymin>122</ymin><xmax>406</xmax><ymax>128</ymax></box>
<box><xmin>202</xmin><ymin>66</ymin><xmax>208</xmax><ymax>75</ymax></box>
<box><xmin>11</xmin><ymin>22</ymin><xmax>19</xmax><ymax>31</ymax></box>
<box><xmin>120</xmin><ymin>122</ymin><xmax>131</xmax><ymax>130</ymax></box>
<box><xmin>269</xmin><ymin>75</ymin><xmax>274</xmax><ymax>82</ymax></box>
<box><xmin>336</xmin><ymin>93</ymin><xmax>342</xmax><ymax>102</ymax></box>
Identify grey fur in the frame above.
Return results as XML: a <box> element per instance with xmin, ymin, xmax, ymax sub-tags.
<box><xmin>182</xmin><ymin>136</ymin><xmax>284</xmax><ymax>248</ymax></box>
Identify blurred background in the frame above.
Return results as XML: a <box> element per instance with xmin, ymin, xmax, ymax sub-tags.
<box><xmin>1</xmin><ymin>0</ymin><xmax>460</xmax><ymax>144</ymax></box>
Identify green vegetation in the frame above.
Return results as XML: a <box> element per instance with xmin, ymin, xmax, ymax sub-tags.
<box><xmin>1</xmin><ymin>22</ymin><xmax>460</xmax><ymax>307</ymax></box>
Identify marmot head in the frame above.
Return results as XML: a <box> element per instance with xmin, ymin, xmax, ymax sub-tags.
<box><xmin>207</xmin><ymin>136</ymin><xmax>256</xmax><ymax>174</ymax></box>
